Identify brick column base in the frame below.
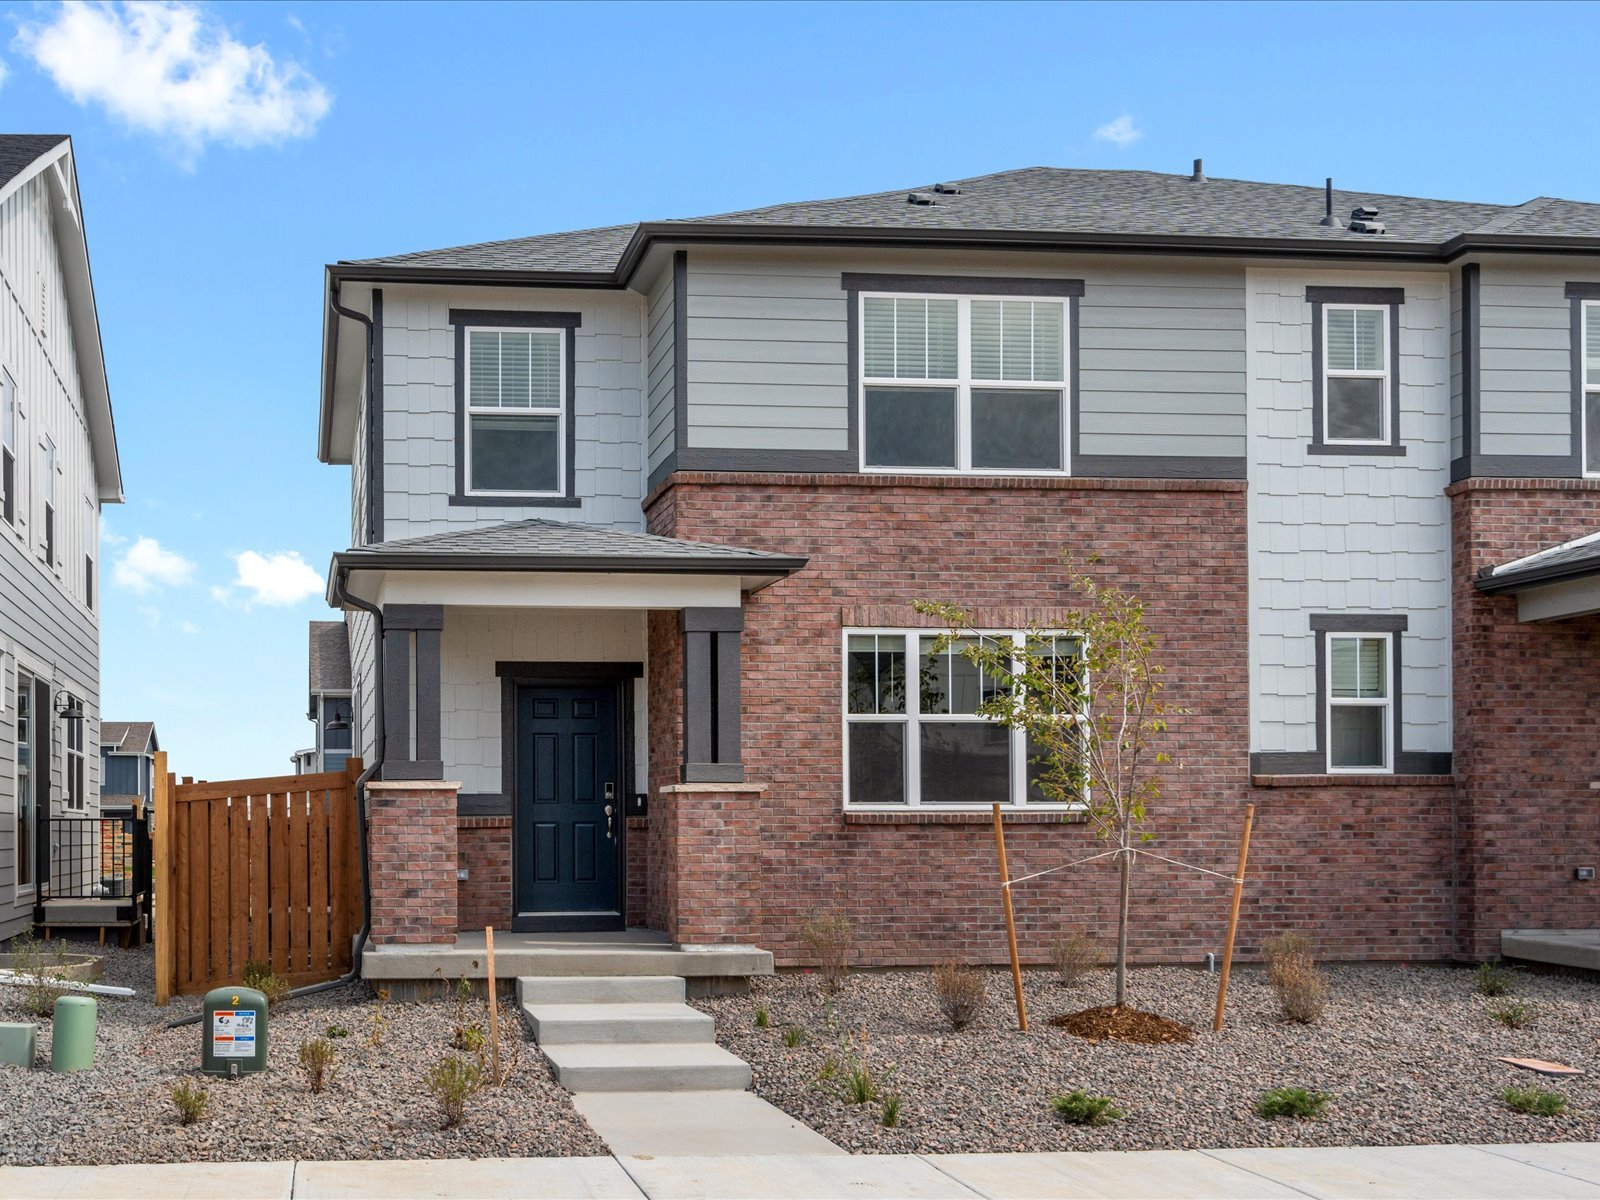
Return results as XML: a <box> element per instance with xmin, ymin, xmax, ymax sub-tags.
<box><xmin>648</xmin><ymin>782</ymin><xmax>766</xmax><ymax>944</ymax></box>
<box><xmin>366</xmin><ymin>779</ymin><xmax>461</xmax><ymax>945</ymax></box>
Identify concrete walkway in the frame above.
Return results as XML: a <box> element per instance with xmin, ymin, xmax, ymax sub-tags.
<box><xmin>7</xmin><ymin>1143</ymin><xmax>1600</xmax><ymax>1199</ymax></box>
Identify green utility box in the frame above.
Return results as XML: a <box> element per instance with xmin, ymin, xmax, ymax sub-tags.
<box><xmin>0</xmin><ymin>1021</ymin><xmax>37</xmax><ymax>1068</ymax></box>
<box><xmin>51</xmin><ymin>996</ymin><xmax>96</xmax><ymax>1072</ymax></box>
<box><xmin>201</xmin><ymin>985</ymin><xmax>268</xmax><ymax>1076</ymax></box>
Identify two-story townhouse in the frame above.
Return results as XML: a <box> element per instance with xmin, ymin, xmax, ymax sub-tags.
<box><xmin>100</xmin><ymin>721</ymin><xmax>158</xmax><ymax>807</ymax></box>
<box><xmin>0</xmin><ymin>135</ymin><xmax>123</xmax><ymax>941</ymax></box>
<box><xmin>317</xmin><ymin>165</ymin><xmax>1600</xmax><ymax>974</ymax></box>
<box><xmin>292</xmin><ymin>620</ymin><xmax>353</xmax><ymax>775</ymax></box>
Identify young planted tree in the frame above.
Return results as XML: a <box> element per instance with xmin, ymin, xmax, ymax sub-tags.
<box><xmin>917</xmin><ymin>564</ymin><xmax>1178</xmax><ymax>1008</ymax></box>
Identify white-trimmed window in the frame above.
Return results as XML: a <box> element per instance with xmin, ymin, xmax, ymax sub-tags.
<box><xmin>1582</xmin><ymin>300</ymin><xmax>1600</xmax><ymax>477</ymax></box>
<box><xmin>83</xmin><ymin>497</ymin><xmax>94</xmax><ymax>610</ymax></box>
<box><xmin>40</xmin><ymin>434</ymin><xmax>56</xmax><ymax>567</ymax></box>
<box><xmin>1322</xmin><ymin>305</ymin><xmax>1389</xmax><ymax>444</ymax></box>
<box><xmin>1326</xmin><ymin>634</ymin><xmax>1390</xmax><ymax>772</ymax></box>
<box><xmin>843</xmin><ymin>628</ymin><xmax>1082</xmax><ymax>809</ymax></box>
<box><xmin>859</xmin><ymin>294</ymin><xmax>1069</xmax><ymax>473</ymax></box>
<box><xmin>1</xmin><ymin>369</ymin><xmax>15</xmax><ymax>526</ymax></box>
<box><xmin>15</xmin><ymin>669</ymin><xmax>33</xmax><ymax>891</ymax></box>
<box><xmin>464</xmin><ymin>326</ymin><xmax>565</xmax><ymax>496</ymax></box>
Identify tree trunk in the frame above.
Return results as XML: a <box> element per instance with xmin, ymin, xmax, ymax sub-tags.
<box><xmin>1115</xmin><ymin>837</ymin><xmax>1132</xmax><ymax>1007</ymax></box>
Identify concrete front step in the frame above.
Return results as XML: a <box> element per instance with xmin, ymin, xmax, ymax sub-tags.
<box><xmin>541</xmin><ymin>1041</ymin><xmax>753</xmax><ymax>1092</ymax></box>
<box><xmin>518</xmin><ymin>975</ymin><xmax>686</xmax><ymax>1005</ymax></box>
<box><xmin>523</xmin><ymin>1002</ymin><xmax>714</xmax><ymax>1045</ymax></box>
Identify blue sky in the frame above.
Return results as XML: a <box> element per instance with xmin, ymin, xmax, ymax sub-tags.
<box><xmin>0</xmin><ymin>0</ymin><xmax>1594</xmax><ymax>779</ymax></box>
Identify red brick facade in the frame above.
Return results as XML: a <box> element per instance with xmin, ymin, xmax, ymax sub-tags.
<box><xmin>366</xmin><ymin>780</ymin><xmax>460</xmax><ymax>945</ymax></box>
<box><xmin>1450</xmin><ymin>479</ymin><xmax>1600</xmax><ymax>959</ymax></box>
<box><xmin>415</xmin><ymin>473</ymin><xmax>1599</xmax><ymax>966</ymax></box>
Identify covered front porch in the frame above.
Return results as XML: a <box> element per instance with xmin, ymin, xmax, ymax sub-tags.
<box><xmin>327</xmin><ymin>518</ymin><xmax>804</xmax><ymax>976</ymax></box>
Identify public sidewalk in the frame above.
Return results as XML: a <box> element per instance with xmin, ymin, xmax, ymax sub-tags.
<box><xmin>6</xmin><ymin>1142</ymin><xmax>1600</xmax><ymax>1199</ymax></box>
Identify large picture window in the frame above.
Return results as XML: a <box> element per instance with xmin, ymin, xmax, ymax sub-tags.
<box><xmin>843</xmin><ymin>629</ymin><xmax>1082</xmax><ymax>809</ymax></box>
<box><xmin>859</xmin><ymin>293</ymin><xmax>1069</xmax><ymax>474</ymax></box>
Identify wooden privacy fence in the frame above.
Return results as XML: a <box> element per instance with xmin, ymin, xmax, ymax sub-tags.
<box><xmin>153</xmin><ymin>752</ymin><xmax>364</xmax><ymax>1004</ymax></box>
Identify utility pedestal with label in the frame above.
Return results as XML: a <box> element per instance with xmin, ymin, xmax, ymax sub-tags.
<box><xmin>202</xmin><ymin>986</ymin><xmax>267</xmax><ymax>1076</ymax></box>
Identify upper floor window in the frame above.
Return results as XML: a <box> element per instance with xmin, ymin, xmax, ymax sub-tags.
<box><xmin>859</xmin><ymin>293</ymin><xmax>1070</xmax><ymax>474</ymax></box>
<box><xmin>1306</xmin><ymin>286</ymin><xmax>1404</xmax><ymax>456</ymax></box>
<box><xmin>1582</xmin><ymin>300</ymin><xmax>1600</xmax><ymax>476</ymax></box>
<box><xmin>1</xmin><ymin>369</ymin><xmax>14</xmax><ymax>526</ymax></box>
<box><xmin>451</xmin><ymin>310</ymin><xmax>580</xmax><ymax>506</ymax></box>
<box><xmin>843</xmin><ymin>628</ymin><xmax>1082</xmax><ymax>809</ymax></box>
<box><xmin>41</xmin><ymin>435</ymin><xmax>56</xmax><ymax>567</ymax></box>
<box><xmin>83</xmin><ymin>497</ymin><xmax>95</xmax><ymax>611</ymax></box>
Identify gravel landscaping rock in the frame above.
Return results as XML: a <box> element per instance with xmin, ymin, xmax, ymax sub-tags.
<box><xmin>0</xmin><ymin>942</ymin><xmax>605</xmax><ymax>1165</ymax></box>
<box><xmin>697</xmin><ymin>962</ymin><xmax>1600</xmax><ymax>1154</ymax></box>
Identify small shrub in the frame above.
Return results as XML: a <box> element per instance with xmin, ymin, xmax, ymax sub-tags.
<box><xmin>299</xmin><ymin>1037</ymin><xmax>337</xmax><ymax>1094</ymax></box>
<box><xmin>325</xmin><ymin>1024</ymin><xmax>349</xmax><ymax>1039</ymax></box>
<box><xmin>800</xmin><ymin>911</ymin><xmax>854</xmax><ymax>996</ymax></box>
<box><xmin>1476</xmin><ymin>962</ymin><xmax>1517</xmax><ymax>997</ymax></box>
<box><xmin>1503</xmin><ymin>1084</ymin><xmax>1566</xmax><ymax>1116</ymax></box>
<box><xmin>171</xmin><ymin>1079</ymin><xmax>209</xmax><ymax>1126</ymax></box>
<box><xmin>1264</xmin><ymin>933</ymin><xmax>1327</xmax><ymax>1024</ymax></box>
<box><xmin>1256</xmin><ymin>1087</ymin><xmax>1332</xmax><ymax>1120</ymax></box>
<box><xmin>1490</xmin><ymin>1000</ymin><xmax>1532</xmax><ymax>1029</ymax></box>
<box><xmin>242</xmin><ymin>960</ymin><xmax>290</xmax><ymax>1007</ymax></box>
<box><xmin>368</xmin><ymin>988</ymin><xmax>390</xmax><ymax>1049</ymax></box>
<box><xmin>880</xmin><ymin>1093</ymin><xmax>903</xmax><ymax>1128</ymax></box>
<box><xmin>1263</xmin><ymin>933</ymin><xmax>1315</xmax><ymax>989</ymax></box>
<box><xmin>817</xmin><ymin>1055</ymin><xmax>839</xmax><ymax>1082</ymax></box>
<box><xmin>7</xmin><ymin>931</ymin><xmax>73</xmax><ymax>1018</ymax></box>
<box><xmin>425</xmin><ymin>1053</ymin><xmax>484</xmax><ymax>1129</ymax></box>
<box><xmin>782</xmin><ymin>1027</ymin><xmax>804</xmax><ymax>1047</ymax></box>
<box><xmin>932</xmin><ymin>961</ymin><xmax>987</xmax><ymax>1031</ymax></box>
<box><xmin>1050</xmin><ymin>933</ymin><xmax>1100</xmax><ymax>987</ymax></box>
<box><xmin>452</xmin><ymin>1022</ymin><xmax>487</xmax><ymax>1054</ymax></box>
<box><xmin>1049</xmin><ymin>1090</ymin><xmax>1124</xmax><ymax>1126</ymax></box>
<box><xmin>844</xmin><ymin>1061</ymin><xmax>879</xmax><ymax>1104</ymax></box>
<box><xmin>754</xmin><ymin>1002</ymin><xmax>770</xmax><ymax>1029</ymax></box>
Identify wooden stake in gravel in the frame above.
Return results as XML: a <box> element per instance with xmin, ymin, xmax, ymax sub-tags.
<box><xmin>485</xmin><ymin>925</ymin><xmax>502</xmax><ymax>1086</ymax></box>
<box><xmin>1212</xmin><ymin>803</ymin><xmax>1256</xmax><ymax>1033</ymax></box>
<box><xmin>992</xmin><ymin>803</ymin><xmax>1028</xmax><ymax>1033</ymax></box>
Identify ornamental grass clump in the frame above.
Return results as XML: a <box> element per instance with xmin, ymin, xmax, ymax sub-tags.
<box><xmin>1502</xmin><ymin>1085</ymin><xmax>1566</xmax><ymax>1116</ymax></box>
<box><xmin>1476</xmin><ymin>962</ymin><xmax>1517</xmax><ymax>997</ymax></box>
<box><xmin>931</xmin><ymin>961</ymin><xmax>986</xmax><ymax>1031</ymax></box>
<box><xmin>171</xmin><ymin>1079</ymin><xmax>209</xmax><ymax>1126</ymax></box>
<box><xmin>1490</xmin><ymin>1000</ymin><xmax>1532</xmax><ymax>1029</ymax></box>
<box><xmin>1051</xmin><ymin>932</ymin><xmax>1101</xmax><ymax>987</ymax></box>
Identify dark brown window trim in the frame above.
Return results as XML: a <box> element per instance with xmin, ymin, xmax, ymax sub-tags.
<box><xmin>1306</xmin><ymin>287</ymin><xmax>1405</xmax><ymax>456</ymax></box>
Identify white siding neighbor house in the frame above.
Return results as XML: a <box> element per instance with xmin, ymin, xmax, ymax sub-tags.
<box><xmin>0</xmin><ymin>135</ymin><xmax>123</xmax><ymax>940</ymax></box>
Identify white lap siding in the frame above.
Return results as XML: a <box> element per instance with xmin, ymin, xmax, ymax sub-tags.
<box><xmin>1246</xmin><ymin>269</ymin><xmax>1452</xmax><ymax>765</ymax></box>
<box><xmin>439</xmin><ymin>608</ymin><xmax>647</xmax><ymax>799</ymax></box>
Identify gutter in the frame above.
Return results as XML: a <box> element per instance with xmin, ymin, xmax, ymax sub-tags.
<box><xmin>330</xmin><ymin>548</ymin><xmax>810</xmax><ymax>577</ymax></box>
<box><xmin>319</xmin><ymin>277</ymin><xmax>378</xmax><ymax>469</ymax></box>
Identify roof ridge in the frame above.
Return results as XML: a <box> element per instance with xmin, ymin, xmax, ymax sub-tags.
<box><xmin>1472</xmin><ymin>196</ymin><xmax>1559</xmax><ymax>234</ymax></box>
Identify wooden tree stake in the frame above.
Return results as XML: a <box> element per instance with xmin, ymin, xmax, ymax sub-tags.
<box><xmin>1212</xmin><ymin>803</ymin><xmax>1256</xmax><ymax>1032</ymax></box>
<box><xmin>485</xmin><ymin>925</ymin><xmax>502</xmax><ymax>1085</ymax></box>
<box><xmin>992</xmin><ymin>803</ymin><xmax>1028</xmax><ymax>1032</ymax></box>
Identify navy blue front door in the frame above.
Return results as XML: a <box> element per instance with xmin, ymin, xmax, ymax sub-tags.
<box><xmin>514</xmin><ymin>684</ymin><xmax>622</xmax><ymax>931</ymax></box>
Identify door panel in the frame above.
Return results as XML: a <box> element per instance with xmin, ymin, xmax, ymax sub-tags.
<box><xmin>514</xmin><ymin>683</ymin><xmax>622</xmax><ymax>930</ymax></box>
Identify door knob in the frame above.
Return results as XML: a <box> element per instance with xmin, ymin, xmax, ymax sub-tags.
<box><xmin>605</xmin><ymin>804</ymin><xmax>614</xmax><ymax>838</ymax></box>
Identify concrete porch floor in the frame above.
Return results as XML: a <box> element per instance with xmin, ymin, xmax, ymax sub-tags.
<box><xmin>362</xmin><ymin>928</ymin><xmax>774</xmax><ymax>994</ymax></box>
<box><xmin>1502</xmin><ymin>928</ymin><xmax>1600</xmax><ymax>971</ymax></box>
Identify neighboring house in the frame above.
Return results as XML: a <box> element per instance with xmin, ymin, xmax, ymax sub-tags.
<box><xmin>0</xmin><ymin>135</ymin><xmax>123</xmax><ymax>940</ymax></box>
<box><xmin>299</xmin><ymin>620</ymin><xmax>353</xmax><ymax>774</ymax></box>
<box><xmin>318</xmin><ymin>164</ymin><xmax>1600</xmax><ymax>968</ymax></box>
<box><xmin>100</xmin><ymin>721</ymin><xmax>158</xmax><ymax>807</ymax></box>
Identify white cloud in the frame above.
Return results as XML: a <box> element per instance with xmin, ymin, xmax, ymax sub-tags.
<box><xmin>225</xmin><ymin>549</ymin><xmax>324</xmax><ymax>607</ymax></box>
<box><xmin>0</xmin><ymin>58</ymin><xmax>9</xmax><ymax>90</ymax></box>
<box><xmin>1093</xmin><ymin>114</ymin><xmax>1143</xmax><ymax>148</ymax></box>
<box><xmin>113</xmin><ymin>536</ymin><xmax>195</xmax><ymax>593</ymax></box>
<box><xmin>14</xmin><ymin>2</ymin><xmax>331</xmax><ymax>157</ymax></box>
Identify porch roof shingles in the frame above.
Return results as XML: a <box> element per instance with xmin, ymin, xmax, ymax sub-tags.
<box><xmin>331</xmin><ymin>517</ymin><xmax>808</xmax><ymax>576</ymax></box>
<box><xmin>1477</xmin><ymin>530</ymin><xmax>1600</xmax><ymax>594</ymax></box>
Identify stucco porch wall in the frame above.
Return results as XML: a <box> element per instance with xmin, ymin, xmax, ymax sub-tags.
<box><xmin>645</xmin><ymin>472</ymin><xmax>1468</xmax><ymax>967</ymax></box>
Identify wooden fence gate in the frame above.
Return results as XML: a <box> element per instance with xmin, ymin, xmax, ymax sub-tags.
<box><xmin>152</xmin><ymin>752</ymin><xmax>364</xmax><ymax>1004</ymax></box>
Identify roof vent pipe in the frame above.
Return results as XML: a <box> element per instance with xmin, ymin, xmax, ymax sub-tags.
<box><xmin>1191</xmin><ymin>158</ymin><xmax>1204</xmax><ymax>182</ymax></box>
<box><xmin>1320</xmin><ymin>177</ymin><xmax>1339</xmax><ymax>227</ymax></box>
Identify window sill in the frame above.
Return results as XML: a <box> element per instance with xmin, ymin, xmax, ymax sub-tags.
<box><xmin>1250</xmin><ymin>774</ymin><xmax>1453</xmax><ymax>788</ymax></box>
<box><xmin>844</xmin><ymin>808</ymin><xmax>1088</xmax><ymax>826</ymax></box>
<box><xmin>1305</xmin><ymin>443</ymin><xmax>1407</xmax><ymax>457</ymax></box>
<box><xmin>448</xmin><ymin>493</ymin><xmax>581</xmax><ymax>508</ymax></box>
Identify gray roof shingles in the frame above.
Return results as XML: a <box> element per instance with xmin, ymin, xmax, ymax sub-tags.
<box><xmin>309</xmin><ymin>620</ymin><xmax>352</xmax><ymax>693</ymax></box>
<box><xmin>340</xmin><ymin>518</ymin><xmax>803</xmax><ymax>567</ymax></box>
<box><xmin>0</xmin><ymin>134</ymin><xmax>68</xmax><ymax>191</ymax></box>
<box><xmin>101</xmin><ymin>721</ymin><xmax>156</xmax><ymax>755</ymax></box>
<box><xmin>341</xmin><ymin>166</ymin><xmax>1600</xmax><ymax>276</ymax></box>
<box><xmin>1479</xmin><ymin>533</ymin><xmax>1600</xmax><ymax>592</ymax></box>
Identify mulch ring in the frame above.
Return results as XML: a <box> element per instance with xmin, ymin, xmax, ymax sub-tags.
<box><xmin>1050</xmin><ymin>1004</ymin><xmax>1194</xmax><ymax>1045</ymax></box>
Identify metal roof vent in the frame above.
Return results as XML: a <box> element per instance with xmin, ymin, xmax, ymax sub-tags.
<box><xmin>932</xmin><ymin>182</ymin><xmax>962</xmax><ymax>195</ymax></box>
<box><xmin>1348</xmin><ymin>205</ymin><xmax>1386</xmax><ymax>235</ymax></box>
<box><xmin>906</xmin><ymin>191</ymin><xmax>937</xmax><ymax>206</ymax></box>
<box><xmin>1191</xmin><ymin>158</ymin><xmax>1204</xmax><ymax>182</ymax></box>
